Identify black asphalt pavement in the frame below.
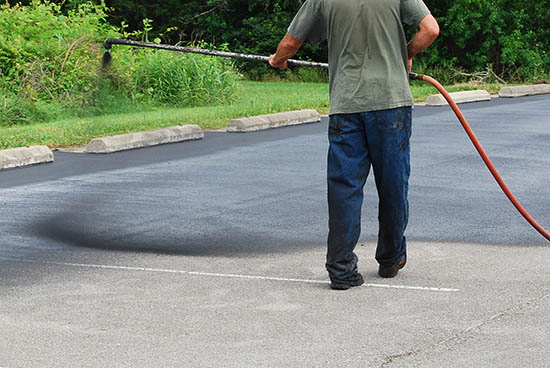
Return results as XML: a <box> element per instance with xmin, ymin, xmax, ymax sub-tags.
<box><xmin>1</xmin><ymin>95</ymin><xmax>549</xmax><ymax>367</ymax></box>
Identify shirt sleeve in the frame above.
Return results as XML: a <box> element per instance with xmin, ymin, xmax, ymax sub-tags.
<box><xmin>287</xmin><ymin>0</ymin><xmax>326</xmax><ymax>45</ymax></box>
<box><xmin>400</xmin><ymin>0</ymin><xmax>431</xmax><ymax>28</ymax></box>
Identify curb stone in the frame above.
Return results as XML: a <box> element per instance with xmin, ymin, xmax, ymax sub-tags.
<box><xmin>86</xmin><ymin>125</ymin><xmax>204</xmax><ymax>153</ymax></box>
<box><xmin>0</xmin><ymin>146</ymin><xmax>54</xmax><ymax>171</ymax></box>
<box><xmin>227</xmin><ymin>109</ymin><xmax>321</xmax><ymax>132</ymax></box>
<box><xmin>499</xmin><ymin>84</ymin><xmax>550</xmax><ymax>98</ymax></box>
<box><xmin>425</xmin><ymin>90</ymin><xmax>491</xmax><ymax>106</ymax></box>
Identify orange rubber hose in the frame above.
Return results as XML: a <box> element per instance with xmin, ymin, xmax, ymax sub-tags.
<box><xmin>412</xmin><ymin>73</ymin><xmax>550</xmax><ymax>242</ymax></box>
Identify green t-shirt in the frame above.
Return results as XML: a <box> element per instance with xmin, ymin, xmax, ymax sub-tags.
<box><xmin>288</xmin><ymin>0</ymin><xmax>430</xmax><ymax>114</ymax></box>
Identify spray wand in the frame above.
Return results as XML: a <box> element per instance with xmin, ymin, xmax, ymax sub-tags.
<box><xmin>102</xmin><ymin>38</ymin><xmax>328</xmax><ymax>70</ymax></box>
<box><xmin>101</xmin><ymin>38</ymin><xmax>549</xmax><ymax>241</ymax></box>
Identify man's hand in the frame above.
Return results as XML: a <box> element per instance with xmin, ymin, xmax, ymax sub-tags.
<box><xmin>269</xmin><ymin>54</ymin><xmax>288</xmax><ymax>70</ymax></box>
<box><xmin>269</xmin><ymin>33</ymin><xmax>303</xmax><ymax>70</ymax></box>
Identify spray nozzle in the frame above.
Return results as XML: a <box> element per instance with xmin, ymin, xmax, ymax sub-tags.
<box><xmin>101</xmin><ymin>42</ymin><xmax>113</xmax><ymax>70</ymax></box>
<box><xmin>408</xmin><ymin>72</ymin><xmax>424</xmax><ymax>81</ymax></box>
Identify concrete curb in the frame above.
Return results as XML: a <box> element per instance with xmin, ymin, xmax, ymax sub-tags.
<box><xmin>425</xmin><ymin>90</ymin><xmax>491</xmax><ymax>106</ymax></box>
<box><xmin>0</xmin><ymin>146</ymin><xmax>54</xmax><ymax>171</ymax></box>
<box><xmin>226</xmin><ymin>109</ymin><xmax>320</xmax><ymax>132</ymax></box>
<box><xmin>86</xmin><ymin>125</ymin><xmax>204</xmax><ymax>153</ymax></box>
<box><xmin>499</xmin><ymin>84</ymin><xmax>550</xmax><ymax>98</ymax></box>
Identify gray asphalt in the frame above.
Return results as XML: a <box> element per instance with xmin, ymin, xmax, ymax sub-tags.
<box><xmin>1</xmin><ymin>95</ymin><xmax>549</xmax><ymax>367</ymax></box>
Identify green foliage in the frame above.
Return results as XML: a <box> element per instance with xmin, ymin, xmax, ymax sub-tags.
<box><xmin>5</xmin><ymin>0</ymin><xmax>550</xmax><ymax>81</ymax></box>
<box><xmin>423</xmin><ymin>0</ymin><xmax>550</xmax><ymax>81</ymax></box>
<box><xmin>0</xmin><ymin>0</ymin><xmax>117</xmax><ymax>125</ymax></box>
<box><xmin>0</xmin><ymin>89</ymin><xmax>63</xmax><ymax>126</ymax></box>
<box><xmin>0</xmin><ymin>0</ymin><xmax>114</xmax><ymax>101</ymax></box>
<box><xmin>86</xmin><ymin>0</ymin><xmax>549</xmax><ymax>81</ymax></box>
<box><xmin>68</xmin><ymin>0</ymin><xmax>329</xmax><ymax>79</ymax></box>
<box><xmin>110</xmin><ymin>48</ymin><xmax>238</xmax><ymax>108</ymax></box>
<box><xmin>0</xmin><ymin>0</ymin><xmax>239</xmax><ymax>126</ymax></box>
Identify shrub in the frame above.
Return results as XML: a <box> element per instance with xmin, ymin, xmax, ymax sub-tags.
<box><xmin>422</xmin><ymin>0</ymin><xmax>550</xmax><ymax>81</ymax></box>
<box><xmin>131</xmin><ymin>49</ymin><xmax>237</xmax><ymax>107</ymax></box>
<box><xmin>0</xmin><ymin>0</ymin><xmax>239</xmax><ymax>126</ymax></box>
<box><xmin>0</xmin><ymin>1</ymin><xmax>114</xmax><ymax>100</ymax></box>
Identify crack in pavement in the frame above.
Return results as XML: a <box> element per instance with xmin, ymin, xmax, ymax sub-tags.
<box><xmin>377</xmin><ymin>290</ymin><xmax>550</xmax><ymax>367</ymax></box>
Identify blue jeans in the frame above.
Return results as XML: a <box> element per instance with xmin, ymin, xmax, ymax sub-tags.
<box><xmin>326</xmin><ymin>107</ymin><xmax>411</xmax><ymax>283</ymax></box>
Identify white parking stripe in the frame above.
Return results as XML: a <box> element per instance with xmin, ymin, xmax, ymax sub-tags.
<box><xmin>1</xmin><ymin>257</ymin><xmax>459</xmax><ymax>292</ymax></box>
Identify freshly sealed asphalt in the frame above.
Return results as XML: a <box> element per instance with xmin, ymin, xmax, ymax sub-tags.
<box><xmin>1</xmin><ymin>95</ymin><xmax>549</xmax><ymax>367</ymax></box>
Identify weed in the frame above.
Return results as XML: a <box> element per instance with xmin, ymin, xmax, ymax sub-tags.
<box><xmin>0</xmin><ymin>1</ymin><xmax>240</xmax><ymax>126</ymax></box>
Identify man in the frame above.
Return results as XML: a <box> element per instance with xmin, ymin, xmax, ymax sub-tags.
<box><xmin>269</xmin><ymin>0</ymin><xmax>439</xmax><ymax>290</ymax></box>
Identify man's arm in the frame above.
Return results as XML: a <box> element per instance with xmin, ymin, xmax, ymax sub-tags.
<box><xmin>269</xmin><ymin>33</ymin><xmax>303</xmax><ymax>70</ymax></box>
<box><xmin>407</xmin><ymin>14</ymin><xmax>439</xmax><ymax>72</ymax></box>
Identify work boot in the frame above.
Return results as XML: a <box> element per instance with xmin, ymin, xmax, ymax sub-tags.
<box><xmin>378</xmin><ymin>255</ymin><xmax>407</xmax><ymax>278</ymax></box>
<box><xmin>330</xmin><ymin>272</ymin><xmax>365</xmax><ymax>290</ymax></box>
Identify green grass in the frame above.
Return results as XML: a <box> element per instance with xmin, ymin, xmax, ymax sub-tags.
<box><xmin>0</xmin><ymin>80</ymin><xmax>507</xmax><ymax>149</ymax></box>
<box><xmin>410</xmin><ymin>81</ymin><xmax>506</xmax><ymax>101</ymax></box>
